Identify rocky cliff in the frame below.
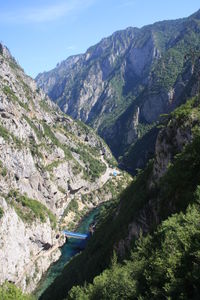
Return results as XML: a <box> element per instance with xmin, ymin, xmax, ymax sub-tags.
<box><xmin>36</xmin><ymin>10</ymin><xmax>200</xmax><ymax>162</ymax></box>
<box><xmin>0</xmin><ymin>44</ymin><xmax>130</xmax><ymax>293</ymax></box>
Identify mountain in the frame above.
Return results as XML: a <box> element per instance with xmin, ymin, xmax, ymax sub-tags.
<box><xmin>40</xmin><ymin>91</ymin><xmax>200</xmax><ymax>299</ymax></box>
<box><xmin>36</xmin><ymin>10</ymin><xmax>200</xmax><ymax>167</ymax></box>
<box><xmin>0</xmin><ymin>44</ymin><xmax>130</xmax><ymax>295</ymax></box>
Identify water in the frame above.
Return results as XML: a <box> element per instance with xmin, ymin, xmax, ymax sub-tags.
<box><xmin>34</xmin><ymin>208</ymin><xmax>100</xmax><ymax>299</ymax></box>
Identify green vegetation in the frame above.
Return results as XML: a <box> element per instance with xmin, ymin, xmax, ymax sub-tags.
<box><xmin>58</xmin><ymin>186</ymin><xmax>67</xmax><ymax>194</ymax></box>
<box><xmin>63</xmin><ymin>199</ymin><xmax>78</xmax><ymax>216</ymax></box>
<box><xmin>0</xmin><ymin>124</ymin><xmax>22</xmax><ymax>148</ymax></box>
<box><xmin>30</xmin><ymin>142</ymin><xmax>43</xmax><ymax>159</ymax></box>
<box><xmin>41</xmin><ymin>97</ymin><xmax>200</xmax><ymax>300</ymax></box>
<box><xmin>121</xmin><ymin>125</ymin><xmax>159</xmax><ymax>174</ymax></box>
<box><xmin>171</xmin><ymin>96</ymin><xmax>200</xmax><ymax>124</ymax></box>
<box><xmin>6</xmin><ymin>190</ymin><xmax>56</xmax><ymax>228</ymax></box>
<box><xmin>20</xmin><ymin>80</ymin><xmax>33</xmax><ymax>103</ymax></box>
<box><xmin>71</xmin><ymin>146</ymin><xmax>106</xmax><ymax>180</ymax></box>
<box><xmin>9</xmin><ymin>60</ymin><xmax>22</xmax><ymax>71</ymax></box>
<box><xmin>0</xmin><ymin>206</ymin><xmax>3</xmax><ymax>219</ymax></box>
<box><xmin>151</xmin><ymin>47</ymin><xmax>185</xmax><ymax>91</ymax></box>
<box><xmin>0</xmin><ymin>160</ymin><xmax>7</xmax><ymax>177</ymax></box>
<box><xmin>3</xmin><ymin>85</ymin><xmax>19</xmax><ymax>102</ymax></box>
<box><xmin>0</xmin><ymin>282</ymin><xmax>35</xmax><ymax>300</ymax></box>
<box><xmin>23</xmin><ymin>115</ymin><xmax>43</xmax><ymax>140</ymax></box>
<box><xmin>42</xmin><ymin>122</ymin><xmax>73</xmax><ymax>160</ymax></box>
<box><xmin>45</xmin><ymin>160</ymin><xmax>63</xmax><ymax>172</ymax></box>
<box><xmin>3</xmin><ymin>85</ymin><xmax>29</xmax><ymax>110</ymax></box>
<box><xmin>69</xmin><ymin>203</ymin><xmax>200</xmax><ymax>300</ymax></box>
<box><xmin>23</xmin><ymin>116</ymin><xmax>44</xmax><ymax>158</ymax></box>
<box><xmin>75</xmin><ymin>120</ymin><xmax>91</xmax><ymax>135</ymax></box>
<box><xmin>0</xmin><ymin>124</ymin><xmax>10</xmax><ymax>141</ymax></box>
<box><xmin>105</xmin><ymin>156</ymin><xmax>118</xmax><ymax>167</ymax></box>
<box><xmin>62</xmin><ymin>198</ymin><xmax>91</xmax><ymax>231</ymax></box>
<box><xmin>40</xmin><ymin>99</ymin><xmax>53</xmax><ymax>112</ymax></box>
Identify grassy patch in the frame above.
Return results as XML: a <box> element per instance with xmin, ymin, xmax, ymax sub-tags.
<box><xmin>42</xmin><ymin>122</ymin><xmax>73</xmax><ymax>160</ymax></box>
<box><xmin>3</xmin><ymin>85</ymin><xmax>29</xmax><ymax>110</ymax></box>
<box><xmin>45</xmin><ymin>160</ymin><xmax>62</xmax><ymax>172</ymax></box>
<box><xmin>0</xmin><ymin>124</ymin><xmax>10</xmax><ymax>141</ymax></box>
<box><xmin>6</xmin><ymin>190</ymin><xmax>57</xmax><ymax>228</ymax></box>
<box><xmin>0</xmin><ymin>160</ymin><xmax>7</xmax><ymax>177</ymax></box>
<box><xmin>0</xmin><ymin>124</ymin><xmax>22</xmax><ymax>148</ymax></box>
<box><xmin>3</xmin><ymin>85</ymin><xmax>18</xmax><ymax>102</ymax></box>
<box><xmin>58</xmin><ymin>186</ymin><xmax>67</xmax><ymax>194</ymax></box>
<box><xmin>23</xmin><ymin>115</ymin><xmax>43</xmax><ymax>140</ymax></box>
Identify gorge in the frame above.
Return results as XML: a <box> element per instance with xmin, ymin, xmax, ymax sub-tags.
<box><xmin>1</xmin><ymin>8</ymin><xmax>200</xmax><ymax>300</ymax></box>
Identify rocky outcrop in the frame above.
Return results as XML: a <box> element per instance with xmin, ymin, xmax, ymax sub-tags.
<box><xmin>0</xmin><ymin>197</ymin><xmax>61</xmax><ymax>292</ymax></box>
<box><xmin>36</xmin><ymin>10</ymin><xmax>200</xmax><ymax>160</ymax></box>
<box><xmin>117</xmin><ymin>97</ymin><xmax>200</xmax><ymax>255</ymax></box>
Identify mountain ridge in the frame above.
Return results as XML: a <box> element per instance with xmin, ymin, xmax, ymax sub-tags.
<box><xmin>36</xmin><ymin>9</ymin><xmax>200</xmax><ymax>170</ymax></box>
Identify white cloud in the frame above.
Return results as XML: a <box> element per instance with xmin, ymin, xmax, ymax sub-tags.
<box><xmin>0</xmin><ymin>0</ymin><xmax>95</xmax><ymax>24</ymax></box>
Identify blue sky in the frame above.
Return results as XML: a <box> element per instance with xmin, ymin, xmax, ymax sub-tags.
<box><xmin>0</xmin><ymin>0</ymin><xmax>199</xmax><ymax>78</ymax></box>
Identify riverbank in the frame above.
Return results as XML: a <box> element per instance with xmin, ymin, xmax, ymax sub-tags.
<box><xmin>34</xmin><ymin>207</ymin><xmax>100</xmax><ymax>299</ymax></box>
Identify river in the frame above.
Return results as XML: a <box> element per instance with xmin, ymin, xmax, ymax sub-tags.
<box><xmin>34</xmin><ymin>208</ymin><xmax>100</xmax><ymax>299</ymax></box>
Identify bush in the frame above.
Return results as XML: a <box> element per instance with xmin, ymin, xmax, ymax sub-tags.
<box><xmin>0</xmin><ymin>282</ymin><xmax>35</xmax><ymax>300</ymax></box>
<box><xmin>69</xmin><ymin>204</ymin><xmax>200</xmax><ymax>300</ymax></box>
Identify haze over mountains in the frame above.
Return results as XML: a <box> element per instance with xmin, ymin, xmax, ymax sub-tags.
<box><xmin>36</xmin><ymin>9</ymin><xmax>200</xmax><ymax>172</ymax></box>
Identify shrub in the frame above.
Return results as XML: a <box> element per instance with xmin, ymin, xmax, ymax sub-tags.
<box><xmin>0</xmin><ymin>282</ymin><xmax>34</xmax><ymax>300</ymax></box>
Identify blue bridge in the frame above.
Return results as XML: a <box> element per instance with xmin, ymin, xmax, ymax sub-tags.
<box><xmin>62</xmin><ymin>230</ymin><xmax>89</xmax><ymax>240</ymax></box>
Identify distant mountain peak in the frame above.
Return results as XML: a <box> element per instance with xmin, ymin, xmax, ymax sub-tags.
<box><xmin>189</xmin><ymin>8</ymin><xmax>200</xmax><ymax>19</ymax></box>
<box><xmin>0</xmin><ymin>43</ymin><xmax>12</xmax><ymax>59</ymax></box>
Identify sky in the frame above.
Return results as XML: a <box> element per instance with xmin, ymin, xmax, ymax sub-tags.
<box><xmin>0</xmin><ymin>0</ymin><xmax>199</xmax><ymax>78</ymax></box>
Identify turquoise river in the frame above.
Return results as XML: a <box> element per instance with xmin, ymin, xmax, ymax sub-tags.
<box><xmin>34</xmin><ymin>208</ymin><xmax>100</xmax><ymax>299</ymax></box>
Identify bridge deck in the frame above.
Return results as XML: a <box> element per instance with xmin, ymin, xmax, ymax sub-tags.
<box><xmin>63</xmin><ymin>230</ymin><xmax>89</xmax><ymax>240</ymax></box>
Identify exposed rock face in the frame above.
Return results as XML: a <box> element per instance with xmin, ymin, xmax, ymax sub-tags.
<box><xmin>117</xmin><ymin>98</ymin><xmax>200</xmax><ymax>255</ymax></box>
<box><xmin>36</xmin><ymin>10</ymin><xmax>200</xmax><ymax>160</ymax></box>
<box><xmin>152</xmin><ymin>120</ymin><xmax>193</xmax><ymax>181</ymax></box>
<box><xmin>0</xmin><ymin>44</ymin><xmax>128</xmax><ymax>292</ymax></box>
<box><xmin>0</xmin><ymin>197</ymin><xmax>60</xmax><ymax>293</ymax></box>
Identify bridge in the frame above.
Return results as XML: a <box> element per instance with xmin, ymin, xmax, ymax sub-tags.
<box><xmin>62</xmin><ymin>230</ymin><xmax>89</xmax><ymax>240</ymax></box>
